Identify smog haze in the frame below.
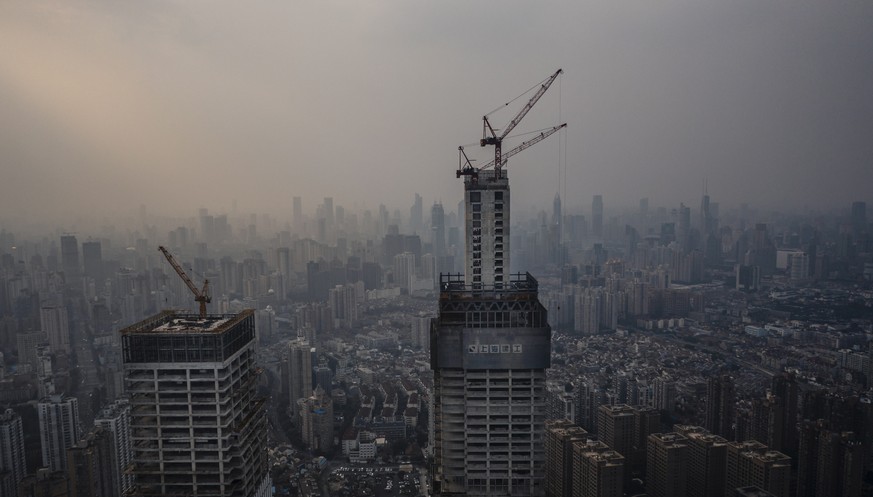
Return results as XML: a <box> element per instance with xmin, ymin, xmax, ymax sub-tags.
<box><xmin>1</xmin><ymin>0</ymin><xmax>872</xmax><ymax>228</ymax></box>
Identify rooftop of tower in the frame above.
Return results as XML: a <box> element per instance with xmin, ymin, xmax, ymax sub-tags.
<box><xmin>119</xmin><ymin>309</ymin><xmax>254</xmax><ymax>335</ymax></box>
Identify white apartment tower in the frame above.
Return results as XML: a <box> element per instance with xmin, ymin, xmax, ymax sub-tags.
<box><xmin>37</xmin><ymin>394</ymin><xmax>80</xmax><ymax>472</ymax></box>
<box><xmin>431</xmin><ymin>169</ymin><xmax>551</xmax><ymax>496</ymax></box>
<box><xmin>121</xmin><ymin>310</ymin><xmax>271</xmax><ymax>497</ymax></box>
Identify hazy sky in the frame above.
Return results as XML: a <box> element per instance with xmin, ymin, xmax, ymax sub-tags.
<box><xmin>1</xmin><ymin>0</ymin><xmax>872</xmax><ymax>226</ymax></box>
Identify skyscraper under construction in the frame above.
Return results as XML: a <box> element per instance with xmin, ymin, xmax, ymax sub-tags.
<box><xmin>121</xmin><ymin>310</ymin><xmax>271</xmax><ymax>497</ymax></box>
<box><xmin>430</xmin><ymin>170</ymin><xmax>552</xmax><ymax>496</ymax></box>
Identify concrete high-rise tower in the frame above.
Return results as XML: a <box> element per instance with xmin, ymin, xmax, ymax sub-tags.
<box><xmin>37</xmin><ymin>394</ymin><xmax>81</xmax><ymax>472</ymax></box>
<box><xmin>431</xmin><ymin>169</ymin><xmax>551</xmax><ymax>496</ymax></box>
<box><xmin>592</xmin><ymin>195</ymin><xmax>603</xmax><ymax>239</ymax></box>
<box><xmin>463</xmin><ymin>170</ymin><xmax>510</xmax><ymax>289</ymax></box>
<box><xmin>646</xmin><ymin>433</ymin><xmax>689</xmax><ymax>497</ymax></box>
<box><xmin>82</xmin><ymin>240</ymin><xmax>103</xmax><ymax>283</ymax></box>
<box><xmin>94</xmin><ymin>400</ymin><xmax>133</xmax><ymax>497</ymax></box>
<box><xmin>705</xmin><ymin>374</ymin><xmax>735</xmax><ymax>439</ymax></box>
<box><xmin>67</xmin><ymin>427</ymin><xmax>115</xmax><ymax>497</ymax></box>
<box><xmin>121</xmin><ymin>310</ymin><xmax>271</xmax><ymax>497</ymax></box>
<box><xmin>40</xmin><ymin>306</ymin><xmax>71</xmax><ymax>355</ymax></box>
<box><xmin>674</xmin><ymin>425</ymin><xmax>727</xmax><ymax>497</ymax></box>
<box><xmin>287</xmin><ymin>337</ymin><xmax>313</xmax><ymax>421</ymax></box>
<box><xmin>0</xmin><ymin>408</ymin><xmax>26</xmax><ymax>497</ymax></box>
<box><xmin>432</xmin><ymin>203</ymin><xmax>446</xmax><ymax>258</ymax></box>
<box><xmin>60</xmin><ymin>234</ymin><xmax>81</xmax><ymax>286</ymax></box>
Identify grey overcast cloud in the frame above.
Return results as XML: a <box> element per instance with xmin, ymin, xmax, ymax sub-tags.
<box><xmin>1</xmin><ymin>0</ymin><xmax>872</xmax><ymax>226</ymax></box>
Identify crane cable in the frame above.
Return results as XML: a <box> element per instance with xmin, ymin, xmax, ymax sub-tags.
<box><xmin>483</xmin><ymin>73</ymin><xmax>556</xmax><ymax>118</ymax></box>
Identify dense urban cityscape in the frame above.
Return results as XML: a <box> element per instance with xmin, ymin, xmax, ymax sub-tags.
<box><xmin>2</xmin><ymin>1</ymin><xmax>873</xmax><ymax>496</ymax></box>
<box><xmin>0</xmin><ymin>182</ymin><xmax>871</xmax><ymax>495</ymax></box>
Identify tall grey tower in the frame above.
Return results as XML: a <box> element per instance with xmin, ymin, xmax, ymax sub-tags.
<box><xmin>287</xmin><ymin>337</ymin><xmax>313</xmax><ymax>422</ymax></box>
<box><xmin>38</xmin><ymin>394</ymin><xmax>80</xmax><ymax>472</ymax></box>
<box><xmin>592</xmin><ymin>195</ymin><xmax>603</xmax><ymax>239</ymax></box>
<box><xmin>432</xmin><ymin>202</ymin><xmax>446</xmax><ymax>258</ymax></box>
<box><xmin>0</xmin><ymin>408</ymin><xmax>26</xmax><ymax>497</ymax></box>
<box><xmin>431</xmin><ymin>169</ymin><xmax>551</xmax><ymax>496</ymax></box>
<box><xmin>121</xmin><ymin>310</ymin><xmax>271</xmax><ymax>497</ymax></box>
<box><xmin>464</xmin><ymin>170</ymin><xmax>510</xmax><ymax>290</ymax></box>
<box><xmin>60</xmin><ymin>234</ymin><xmax>81</xmax><ymax>286</ymax></box>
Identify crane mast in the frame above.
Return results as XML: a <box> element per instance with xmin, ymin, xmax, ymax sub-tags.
<box><xmin>158</xmin><ymin>246</ymin><xmax>211</xmax><ymax>319</ymax></box>
<box><xmin>480</xmin><ymin>68</ymin><xmax>563</xmax><ymax>179</ymax></box>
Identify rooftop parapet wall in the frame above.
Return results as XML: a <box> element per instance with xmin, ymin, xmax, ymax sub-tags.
<box><xmin>121</xmin><ymin>310</ymin><xmax>255</xmax><ymax>364</ymax></box>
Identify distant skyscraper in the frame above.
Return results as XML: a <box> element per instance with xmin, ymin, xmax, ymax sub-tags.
<box><xmin>288</xmin><ymin>337</ymin><xmax>313</xmax><ymax>421</ymax></box>
<box><xmin>0</xmin><ymin>408</ymin><xmax>26</xmax><ymax>497</ymax></box>
<box><xmin>592</xmin><ymin>195</ymin><xmax>603</xmax><ymax>239</ymax></box>
<box><xmin>60</xmin><ymin>234</ymin><xmax>81</xmax><ymax>286</ymax></box>
<box><xmin>705</xmin><ymin>374</ymin><xmax>735</xmax><ymax>439</ymax></box>
<box><xmin>121</xmin><ymin>310</ymin><xmax>271</xmax><ymax>497</ymax></box>
<box><xmin>769</xmin><ymin>374</ymin><xmax>798</xmax><ymax>459</ymax></box>
<box><xmin>38</xmin><ymin>394</ymin><xmax>81</xmax><ymax>472</ymax></box>
<box><xmin>293</xmin><ymin>196</ymin><xmax>303</xmax><ymax>231</ymax></box>
<box><xmin>328</xmin><ymin>284</ymin><xmax>358</xmax><ymax>329</ymax></box>
<box><xmin>67</xmin><ymin>427</ymin><xmax>115</xmax><ymax>497</ymax></box>
<box><xmin>81</xmin><ymin>240</ymin><xmax>103</xmax><ymax>283</ymax></box>
<box><xmin>431</xmin><ymin>203</ymin><xmax>446</xmax><ymax>259</ymax></box>
<box><xmin>639</xmin><ymin>198</ymin><xmax>649</xmax><ymax>221</ymax></box>
<box><xmin>653</xmin><ymin>377</ymin><xmax>676</xmax><ymax>413</ymax></box>
<box><xmin>411</xmin><ymin>193</ymin><xmax>423</xmax><ymax>233</ymax></box>
<box><xmin>94</xmin><ymin>400</ymin><xmax>133</xmax><ymax>497</ymax></box>
<box><xmin>40</xmin><ymin>306</ymin><xmax>70</xmax><ymax>355</ymax></box>
<box><xmin>323</xmin><ymin>197</ymin><xmax>334</xmax><ymax>226</ymax></box>
<box><xmin>298</xmin><ymin>385</ymin><xmax>334</xmax><ymax>453</ymax></box>
<box><xmin>430</xmin><ymin>170</ymin><xmax>551</xmax><ymax>496</ymax></box>
<box><xmin>553</xmin><ymin>193</ymin><xmax>562</xmax><ymax>231</ymax></box>
<box><xmin>393</xmin><ymin>252</ymin><xmax>416</xmax><ymax>291</ymax></box>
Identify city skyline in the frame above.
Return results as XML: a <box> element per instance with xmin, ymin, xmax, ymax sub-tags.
<box><xmin>2</xmin><ymin>0</ymin><xmax>873</xmax><ymax>226</ymax></box>
<box><xmin>1</xmin><ymin>2</ymin><xmax>873</xmax><ymax>495</ymax></box>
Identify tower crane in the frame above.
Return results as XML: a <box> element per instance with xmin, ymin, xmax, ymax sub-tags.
<box><xmin>478</xmin><ymin>68</ymin><xmax>563</xmax><ymax>180</ymax></box>
<box><xmin>158</xmin><ymin>246</ymin><xmax>211</xmax><ymax>319</ymax></box>
<box><xmin>458</xmin><ymin>123</ymin><xmax>567</xmax><ymax>177</ymax></box>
